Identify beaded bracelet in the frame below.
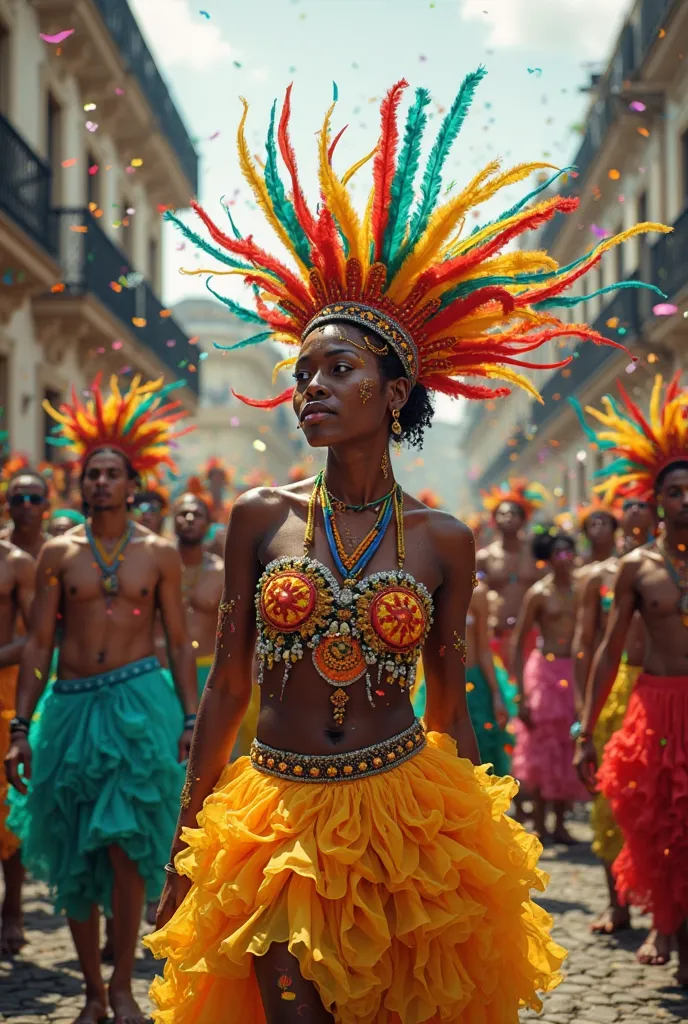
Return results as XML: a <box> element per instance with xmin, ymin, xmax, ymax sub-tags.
<box><xmin>164</xmin><ymin>861</ymin><xmax>178</xmax><ymax>876</ymax></box>
<box><xmin>9</xmin><ymin>716</ymin><xmax>31</xmax><ymax>734</ymax></box>
<box><xmin>183</xmin><ymin>714</ymin><xmax>197</xmax><ymax>730</ymax></box>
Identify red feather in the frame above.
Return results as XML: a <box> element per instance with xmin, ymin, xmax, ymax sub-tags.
<box><xmin>425</xmin><ymin>286</ymin><xmax>515</xmax><ymax>336</ymax></box>
<box><xmin>371</xmin><ymin>80</ymin><xmax>408</xmax><ymax>261</ymax></box>
<box><xmin>253</xmin><ymin>293</ymin><xmax>299</xmax><ymax>332</ymax></box>
<box><xmin>514</xmin><ymin>253</ymin><xmax>602</xmax><ymax>307</ymax></box>
<box><xmin>422</xmin><ymin>374</ymin><xmax>511</xmax><ymax>400</ymax></box>
<box><xmin>232</xmin><ymin>386</ymin><xmax>295</xmax><ymax>409</ymax></box>
<box><xmin>314</xmin><ymin>206</ymin><xmax>344</xmax><ymax>288</ymax></box>
<box><xmin>616</xmin><ymin>380</ymin><xmax>655</xmax><ymax>441</ymax></box>
<box><xmin>328</xmin><ymin>125</ymin><xmax>348</xmax><ymax>163</ymax></box>
<box><xmin>278</xmin><ymin>85</ymin><xmax>318</xmax><ymax>244</ymax></box>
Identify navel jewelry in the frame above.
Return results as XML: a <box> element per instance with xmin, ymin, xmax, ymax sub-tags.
<box><xmin>452</xmin><ymin>632</ymin><xmax>467</xmax><ymax>664</ymax></box>
<box><xmin>381</xmin><ymin>449</ymin><xmax>390</xmax><ymax>479</ymax></box>
<box><xmin>330</xmin><ymin>687</ymin><xmax>350</xmax><ymax>725</ymax></box>
<box><xmin>359</xmin><ymin>378</ymin><xmax>375</xmax><ymax>404</ymax></box>
<box><xmin>86</xmin><ymin>520</ymin><xmax>134</xmax><ymax>601</ymax></box>
<box><xmin>391</xmin><ymin>408</ymin><xmax>402</xmax><ymax>436</ymax></box>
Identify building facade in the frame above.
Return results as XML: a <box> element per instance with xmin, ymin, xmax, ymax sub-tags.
<box><xmin>0</xmin><ymin>0</ymin><xmax>199</xmax><ymax>463</ymax></box>
<box><xmin>172</xmin><ymin>297</ymin><xmax>312</xmax><ymax>487</ymax></box>
<box><xmin>463</xmin><ymin>0</ymin><xmax>688</xmax><ymax>513</ymax></box>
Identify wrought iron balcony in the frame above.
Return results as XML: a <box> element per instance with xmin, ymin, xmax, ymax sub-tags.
<box><xmin>52</xmin><ymin>208</ymin><xmax>199</xmax><ymax>393</ymax></box>
<box><xmin>639</xmin><ymin>0</ymin><xmax>675</xmax><ymax>58</ymax></box>
<box><xmin>0</xmin><ymin>113</ymin><xmax>57</xmax><ymax>257</ymax></box>
<box><xmin>651</xmin><ymin>206</ymin><xmax>688</xmax><ymax>306</ymax></box>
<box><xmin>91</xmin><ymin>0</ymin><xmax>198</xmax><ymax>193</ymax></box>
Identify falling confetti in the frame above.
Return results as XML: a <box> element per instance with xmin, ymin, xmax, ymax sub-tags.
<box><xmin>85</xmin><ymin>121</ymin><xmax>98</xmax><ymax>132</ymax></box>
<box><xmin>608</xmin><ymin>168</ymin><xmax>620</xmax><ymax>180</ymax></box>
<box><xmin>208</xmin><ymin>130</ymin><xmax>220</xmax><ymax>140</ymax></box>
<box><xmin>332</xmin><ymin>81</ymin><xmax>338</xmax><ymax>101</ymax></box>
<box><xmin>40</xmin><ymin>29</ymin><xmax>75</xmax><ymax>44</ymax></box>
<box><xmin>637</xmin><ymin>127</ymin><xmax>650</xmax><ymax>137</ymax></box>
<box><xmin>88</xmin><ymin>164</ymin><xmax>99</xmax><ymax>175</ymax></box>
<box><xmin>629</xmin><ymin>100</ymin><xmax>646</xmax><ymax>112</ymax></box>
<box><xmin>199</xmin><ymin>8</ymin><xmax>210</xmax><ymax>16</ymax></box>
<box><xmin>112</xmin><ymin>340</ymin><xmax>123</xmax><ymax>350</ymax></box>
<box><xmin>132</xmin><ymin>317</ymin><xmax>147</xmax><ymax>328</ymax></box>
<box><xmin>61</xmin><ymin>158</ymin><xmax>77</xmax><ymax>168</ymax></box>
<box><xmin>653</xmin><ymin>302</ymin><xmax>678</xmax><ymax>316</ymax></box>
<box><xmin>590</xmin><ymin>224</ymin><xmax>609</xmax><ymax>239</ymax></box>
<box><xmin>527</xmin><ymin>67</ymin><xmax>542</xmax><ymax>77</ymax></box>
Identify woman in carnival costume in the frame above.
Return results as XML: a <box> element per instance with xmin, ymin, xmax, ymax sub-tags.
<box><xmin>576</xmin><ymin>375</ymin><xmax>688</xmax><ymax>977</ymax></box>
<box><xmin>145</xmin><ymin>70</ymin><xmax>667</xmax><ymax>1022</ymax></box>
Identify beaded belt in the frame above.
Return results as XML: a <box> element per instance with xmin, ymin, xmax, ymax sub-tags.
<box><xmin>53</xmin><ymin>656</ymin><xmax>160</xmax><ymax>695</ymax></box>
<box><xmin>250</xmin><ymin>719</ymin><xmax>426</xmax><ymax>783</ymax></box>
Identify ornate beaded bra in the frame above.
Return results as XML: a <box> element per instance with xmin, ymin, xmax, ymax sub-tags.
<box><xmin>255</xmin><ymin>556</ymin><xmax>433</xmax><ymax>723</ymax></box>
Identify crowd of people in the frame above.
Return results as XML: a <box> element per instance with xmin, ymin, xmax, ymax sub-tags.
<box><xmin>0</xmin><ymin>69</ymin><xmax>686</xmax><ymax>1023</ymax></box>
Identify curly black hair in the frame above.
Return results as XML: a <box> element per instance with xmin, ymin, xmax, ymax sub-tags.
<box><xmin>655</xmin><ymin>459</ymin><xmax>688</xmax><ymax>492</ymax></box>
<box><xmin>377</xmin><ymin>347</ymin><xmax>435</xmax><ymax>450</ymax></box>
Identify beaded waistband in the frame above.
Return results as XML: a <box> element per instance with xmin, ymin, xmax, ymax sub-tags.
<box><xmin>53</xmin><ymin>656</ymin><xmax>161</xmax><ymax>695</ymax></box>
<box><xmin>250</xmin><ymin>719</ymin><xmax>425</xmax><ymax>783</ymax></box>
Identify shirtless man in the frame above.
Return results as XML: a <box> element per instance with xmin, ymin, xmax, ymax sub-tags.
<box><xmin>573</xmin><ymin>498</ymin><xmax>654</xmax><ymax>937</ymax></box>
<box><xmin>5</xmin><ymin>447</ymin><xmax>197</xmax><ymax>1024</ymax></box>
<box><xmin>1</xmin><ymin>470</ymin><xmax>50</xmax><ymax>559</ymax></box>
<box><xmin>576</xmin><ymin>464</ymin><xmax>688</xmax><ymax>981</ymax></box>
<box><xmin>131</xmin><ymin>488</ymin><xmax>167</xmax><ymax>536</ymax></box>
<box><xmin>0</xmin><ymin>540</ymin><xmax>34</xmax><ymax>955</ymax></box>
<box><xmin>173</xmin><ymin>494</ymin><xmax>223</xmax><ymax>695</ymax></box>
<box><xmin>579</xmin><ymin>508</ymin><xmax>618</xmax><ymax>573</ymax></box>
<box><xmin>511</xmin><ymin>528</ymin><xmax>587</xmax><ymax>842</ymax></box>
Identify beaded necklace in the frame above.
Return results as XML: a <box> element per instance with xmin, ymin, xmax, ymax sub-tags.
<box><xmin>86</xmin><ymin>520</ymin><xmax>134</xmax><ymax>599</ymax></box>
<box><xmin>304</xmin><ymin>470</ymin><xmax>405</xmax><ymax>580</ymax></box>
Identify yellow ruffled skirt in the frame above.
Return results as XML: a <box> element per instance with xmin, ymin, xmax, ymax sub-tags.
<box><xmin>145</xmin><ymin>732</ymin><xmax>565</xmax><ymax>1024</ymax></box>
<box><xmin>591</xmin><ymin>661</ymin><xmax>640</xmax><ymax>864</ymax></box>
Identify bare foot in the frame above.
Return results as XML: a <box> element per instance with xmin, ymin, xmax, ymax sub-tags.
<box><xmin>590</xmin><ymin>905</ymin><xmax>631</xmax><ymax>935</ymax></box>
<box><xmin>551</xmin><ymin>825</ymin><xmax>579</xmax><ymax>845</ymax></box>
<box><xmin>636</xmin><ymin>929</ymin><xmax>671</xmax><ymax>965</ymax></box>
<box><xmin>0</xmin><ymin>915</ymin><xmax>27</xmax><ymax>956</ymax></box>
<box><xmin>109</xmin><ymin>984</ymin><xmax>149</xmax><ymax>1024</ymax></box>
<box><xmin>72</xmin><ymin>994</ymin><xmax>108</xmax><ymax>1024</ymax></box>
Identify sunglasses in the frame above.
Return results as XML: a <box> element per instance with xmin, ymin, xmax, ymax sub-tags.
<box><xmin>9</xmin><ymin>493</ymin><xmax>44</xmax><ymax>507</ymax></box>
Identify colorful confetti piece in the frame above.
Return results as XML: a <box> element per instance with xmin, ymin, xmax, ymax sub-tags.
<box><xmin>40</xmin><ymin>29</ymin><xmax>75</xmax><ymax>44</ymax></box>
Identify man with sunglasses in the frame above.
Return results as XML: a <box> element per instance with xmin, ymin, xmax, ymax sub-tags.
<box><xmin>1</xmin><ymin>471</ymin><xmax>50</xmax><ymax>560</ymax></box>
<box><xmin>131</xmin><ymin>488</ymin><xmax>168</xmax><ymax>536</ymax></box>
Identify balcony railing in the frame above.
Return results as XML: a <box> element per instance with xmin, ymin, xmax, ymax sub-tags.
<box><xmin>0</xmin><ymin>113</ymin><xmax>57</xmax><ymax>258</ymax></box>
<box><xmin>52</xmin><ymin>208</ymin><xmax>199</xmax><ymax>393</ymax></box>
<box><xmin>639</xmin><ymin>0</ymin><xmax>675</xmax><ymax>58</ymax></box>
<box><xmin>91</xmin><ymin>0</ymin><xmax>198</xmax><ymax>193</ymax></box>
<box><xmin>651</xmin><ymin>206</ymin><xmax>688</xmax><ymax>304</ymax></box>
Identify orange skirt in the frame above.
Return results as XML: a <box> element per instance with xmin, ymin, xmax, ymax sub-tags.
<box><xmin>0</xmin><ymin>664</ymin><xmax>20</xmax><ymax>861</ymax></box>
<box><xmin>597</xmin><ymin>673</ymin><xmax>688</xmax><ymax>933</ymax></box>
<box><xmin>145</xmin><ymin>732</ymin><xmax>564</xmax><ymax>1023</ymax></box>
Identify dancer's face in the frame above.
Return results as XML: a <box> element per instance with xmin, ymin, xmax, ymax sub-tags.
<box><xmin>81</xmin><ymin>451</ymin><xmax>135</xmax><ymax>511</ymax></box>
<box><xmin>550</xmin><ymin>538</ymin><xmax>575</xmax><ymax>572</ymax></box>
<box><xmin>658</xmin><ymin>467</ymin><xmax>688</xmax><ymax>528</ymax></box>
<box><xmin>584</xmin><ymin>511</ymin><xmax>616</xmax><ymax>544</ymax></box>
<box><xmin>132</xmin><ymin>493</ymin><xmax>166</xmax><ymax>534</ymax></box>
<box><xmin>621</xmin><ymin>500</ymin><xmax>653</xmax><ymax>546</ymax></box>
<box><xmin>174</xmin><ymin>495</ymin><xmax>209</xmax><ymax>546</ymax></box>
<box><xmin>293</xmin><ymin>323</ymin><xmax>409</xmax><ymax>449</ymax></box>
<box><xmin>48</xmin><ymin>515</ymin><xmax>78</xmax><ymax>537</ymax></box>
<box><xmin>7</xmin><ymin>476</ymin><xmax>48</xmax><ymax>532</ymax></box>
<box><xmin>494</xmin><ymin>502</ymin><xmax>524</xmax><ymax>537</ymax></box>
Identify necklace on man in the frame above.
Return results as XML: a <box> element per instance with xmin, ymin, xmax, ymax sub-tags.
<box><xmin>182</xmin><ymin>553</ymin><xmax>211</xmax><ymax>606</ymax></box>
<box><xmin>86</xmin><ymin>520</ymin><xmax>134</xmax><ymax>600</ymax></box>
<box><xmin>657</xmin><ymin>537</ymin><xmax>688</xmax><ymax>626</ymax></box>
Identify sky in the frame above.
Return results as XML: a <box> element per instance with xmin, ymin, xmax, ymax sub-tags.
<box><xmin>128</xmin><ymin>0</ymin><xmax>632</xmax><ymax>420</ymax></box>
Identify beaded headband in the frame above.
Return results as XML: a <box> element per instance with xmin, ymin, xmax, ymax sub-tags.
<box><xmin>303</xmin><ymin>302</ymin><xmax>419</xmax><ymax>384</ymax></box>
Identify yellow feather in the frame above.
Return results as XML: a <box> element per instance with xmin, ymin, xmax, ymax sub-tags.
<box><xmin>341</xmin><ymin>146</ymin><xmax>377</xmax><ymax>186</ymax></box>
<box><xmin>236</xmin><ymin>97</ymin><xmax>308</xmax><ymax>275</ymax></box>
<box><xmin>649</xmin><ymin>374</ymin><xmax>664</xmax><ymax>435</ymax></box>
<box><xmin>447</xmin><ymin>195</ymin><xmax>564</xmax><ymax>260</ymax></box>
<box><xmin>483</xmin><ymin>365</ymin><xmax>544</xmax><ymax>403</ymax></box>
<box><xmin>272</xmin><ymin>357</ymin><xmax>297</xmax><ymax>383</ymax></box>
<box><xmin>318</xmin><ymin>103</ymin><xmax>363</xmax><ymax>271</ymax></box>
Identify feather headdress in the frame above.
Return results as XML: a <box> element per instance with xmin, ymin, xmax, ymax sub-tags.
<box><xmin>204</xmin><ymin>456</ymin><xmax>234</xmax><ymax>485</ymax></box>
<box><xmin>481</xmin><ymin>478</ymin><xmax>549</xmax><ymax>521</ymax></box>
<box><xmin>575</xmin><ymin>497</ymin><xmax>620</xmax><ymax>530</ymax></box>
<box><xmin>43</xmin><ymin>374</ymin><xmax>195</xmax><ymax>483</ymax></box>
<box><xmin>167</xmin><ymin>70</ymin><xmax>669</xmax><ymax>408</ymax></box>
<box><xmin>570</xmin><ymin>375</ymin><xmax>688</xmax><ymax>503</ymax></box>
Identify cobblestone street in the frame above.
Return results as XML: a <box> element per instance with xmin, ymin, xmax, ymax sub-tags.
<box><xmin>1</xmin><ymin>822</ymin><xmax>687</xmax><ymax>1022</ymax></box>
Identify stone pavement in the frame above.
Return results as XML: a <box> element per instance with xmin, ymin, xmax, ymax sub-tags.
<box><xmin>1</xmin><ymin>821</ymin><xmax>687</xmax><ymax>1022</ymax></box>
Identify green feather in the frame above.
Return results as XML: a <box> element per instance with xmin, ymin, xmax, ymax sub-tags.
<box><xmin>220</xmin><ymin>197</ymin><xmax>243</xmax><ymax>239</ymax></box>
<box><xmin>380</xmin><ymin>86</ymin><xmax>431</xmax><ymax>267</ymax></box>
<box><xmin>164</xmin><ymin>211</ymin><xmax>252</xmax><ymax>271</ymax></box>
<box><xmin>214</xmin><ymin>330</ymin><xmax>274</xmax><ymax>352</ymax></box>
<box><xmin>205</xmin><ymin>278</ymin><xmax>268</xmax><ymax>325</ymax></box>
<box><xmin>400</xmin><ymin>67</ymin><xmax>486</xmax><ymax>268</ymax></box>
<box><xmin>264</xmin><ymin>101</ymin><xmax>312</xmax><ymax>266</ymax></box>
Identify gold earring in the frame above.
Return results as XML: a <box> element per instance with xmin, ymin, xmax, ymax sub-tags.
<box><xmin>359</xmin><ymin>379</ymin><xmax>374</xmax><ymax>404</ymax></box>
<box><xmin>381</xmin><ymin>450</ymin><xmax>390</xmax><ymax>479</ymax></box>
<box><xmin>391</xmin><ymin>409</ymin><xmax>402</xmax><ymax>436</ymax></box>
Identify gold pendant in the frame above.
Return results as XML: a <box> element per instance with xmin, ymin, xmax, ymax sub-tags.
<box><xmin>330</xmin><ymin>688</ymin><xmax>349</xmax><ymax>725</ymax></box>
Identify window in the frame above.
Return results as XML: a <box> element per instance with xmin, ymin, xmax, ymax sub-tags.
<box><xmin>43</xmin><ymin>388</ymin><xmax>60</xmax><ymax>461</ymax></box>
<box><xmin>46</xmin><ymin>91</ymin><xmax>62</xmax><ymax>204</ymax></box>
<box><xmin>86</xmin><ymin>151</ymin><xmax>100</xmax><ymax>211</ymax></box>
<box><xmin>120</xmin><ymin>197</ymin><xmax>134</xmax><ymax>262</ymax></box>
<box><xmin>0</xmin><ymin>22</ymin><xmax>10</xmax><ymax>115</ymax></box>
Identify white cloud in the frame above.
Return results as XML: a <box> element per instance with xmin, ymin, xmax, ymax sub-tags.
<box><xmin>128</xmin><ymin>0</ymin><xmax>238</xmax><ymax>70</ymax></box>
<box><xmin>459</xmin><ymin>0</ymin><xmax>629</xmax><ymax>59</ymax></box>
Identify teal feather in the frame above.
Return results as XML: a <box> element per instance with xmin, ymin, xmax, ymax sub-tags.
<box><xmin>205</xmin><ymin>278</ymin><xmax>268</xmax><ymax>325</ymax></box>
<box><xmin>593</xmin><ymin>457</ymin><xmax>635</xmax><ymax>479</ymax></box>
<box><xmin>400</xmin><ymin>67</ymin><xmax>486</xmax><ymax>268</ymax></box>
<box><xmin>380</xmin><ymin>86</ymin><xmax>431</xmax><ymax>267</ymax></box>
<box><xmin>220</xmin><ymin>196</ymin><xmax>243</xmax><ymax>239</ymax></box>
<box><xmin>567</xmin><ymin>395</ymin><xmax>612</xmax><ymax>449</ymax></box>
<box><xmin>164</xmin><ymin>211</ymin><xmax>252</xmax><ymax>271</ymax></box>
<box><xmin>46</xmin><ymin>436</ymin><xmax>72</xmax><ymax>447</ymax></box>
<box><xmin>462</xmin><ymin>167</ymin><xmax>575</xmax><ymax>245</ymax></box>
<box><xmin>332</xmin><ymin>81</ymin><xmax>339</xmax><ymax>102</ymax></box>
<box><xmin>214</xmin><ymin>330</ymin><xmax>274</xmax><ymax>352</ymax></box>
<box><xmin>535</xmin><ymin>279</ymin><xmax>666</xmax><ymax>310</ymax></box>
<box><xmin>264</xmin><ymin>101</ymin><xmax>312</xmax><ymax>266</ymax></box>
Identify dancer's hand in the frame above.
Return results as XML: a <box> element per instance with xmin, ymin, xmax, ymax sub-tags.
<box><xmin>4</xmin><ymin>733</ymin><xmax>32</xmax><ymax>795</ymax></box>
<box><xmin>573</xmin><ymin>736</ymin><xmax>598</xmax><ymax>793</ymax></box>
<box><xmin>178</xmin><ymin>726</ymin><xmax>193</xmax><ymax>762</ymax></box>
<box><xmin>156</xmin><ymin>872</ymin><xmax>192</xmax><ymax>931</ymax></box>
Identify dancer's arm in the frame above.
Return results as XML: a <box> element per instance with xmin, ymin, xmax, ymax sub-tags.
<box><xmin>156</xmin><ymin>491</ymin><xmax>264</xmax><ymax>927</ymax></box>
<box><xmin>572</xmin><ymin>567</ymin><xmax>601</xmax><ymax>711</ymax></box>
<box><xmin>156</xmin><ymin>539</ymin><xmax>199</xmax><ymax>760</ymax></box>
<box><xmin>511</xmin><ymin>583</ymin><xmax>541</xmax><ymax>727</ymax></box>
<box><xmin>0</xmin><ymin>548</ymin><xmax>35</xmax><ymax>669</ymax></box>
<box><xmin>4</xmin><ymin>541</ymin><xmax>62</xmax><ymax>793</ymax></box>
<box><xmin>423</xmin><ymin>515</ymin><xmax>480</xmax><ymax>764</ymax></box>
<box><xmin>472</xmin><ymin>586</ymin><xmax>507</xmax><ymax>724</ymax></box>
<box><xmin>574</xmin><ymin>557</ymin><xmax>636</xmax><ymax>791</ymax></box>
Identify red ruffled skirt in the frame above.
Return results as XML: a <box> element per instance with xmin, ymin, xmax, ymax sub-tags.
<box><xmin>597</xmin><ymin>673</ymin><xmax>688</xmax><ymax>934</ymax></box>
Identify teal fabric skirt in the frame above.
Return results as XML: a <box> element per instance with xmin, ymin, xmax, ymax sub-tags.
<box><xmin>8</xmin><ymin>656</ymin><xmax>185</xmax><ymax>920</ymax></box>
<box><xmin>466</xmin><ymin>664</ymin><xmax>514</xmax><ymax>776</ymax></box>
